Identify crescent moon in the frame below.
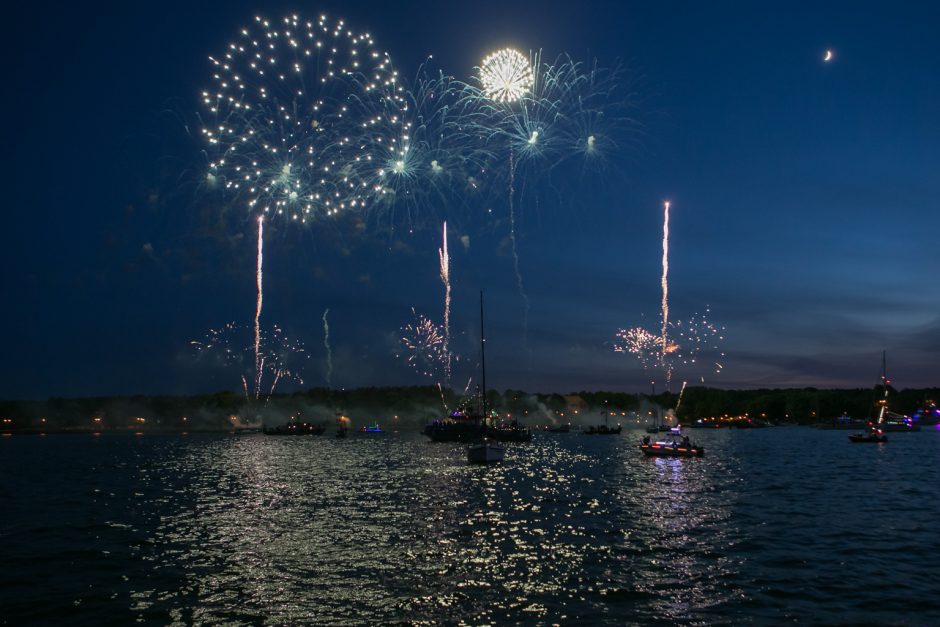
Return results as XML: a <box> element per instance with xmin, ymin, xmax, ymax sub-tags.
<box><xmin>824</xmin><ymin>50</ymin><xmax>833</xmax><ymax>62</ymax></box>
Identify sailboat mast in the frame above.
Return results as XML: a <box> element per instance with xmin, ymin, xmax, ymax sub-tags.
<box><xmin>878</xmin><ymin>350</ymin><xmax>888</xmax><ymax>425</ymax></box>
<box><xmin>480</xmin><ymin>290</ymin><xmax>487</xmax><ymax>422</ymax></box>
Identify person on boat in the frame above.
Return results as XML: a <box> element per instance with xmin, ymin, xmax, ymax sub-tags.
<box><xmin>681</xmin><ymin>435</ymin><xmax>691</xmax><ymax>448</ymax></box>
<box><xmin>642</xmin><ymin>435</ymin><xmax>651</xmax><ymax>445</ymax></box>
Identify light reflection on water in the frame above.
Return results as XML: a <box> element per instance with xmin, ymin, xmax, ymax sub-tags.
<box><xmin>2</xmin><ymin>428</ymin><xmax>939</xmax><ymax>624</ymax></box>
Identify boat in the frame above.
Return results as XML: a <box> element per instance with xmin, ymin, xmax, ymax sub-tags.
<box><xmin>424</xmin><ymin>409</ymin><xmax>486</xmax><ymax>442</ymax></box>
<box><xmin>467</xmin><ymin>290</ymin><xmax>507</xmax><ymax>464</ymax></box>
<box><xmin>640</xmin><ymin>429</ymin><xmax>704</xmax><ymax>457</ymax></box>
<box><xmin>262</xmin><ymin>420</ymin><xmax>325</xmax><ymax>435</ymax></box>
<box><xmin>584</xmin><ymin>415</ymin><xmax>622</xmax><ymax>435</ymax></box>
<box><xmin>468</xmin><ymin>437</ymin><xmax>505</xmax><ymax>463</ymax></box>
<box><xmin>360</xmin><ymin>423</ymin><xmax>385</xmax><ymax>434</ymax></box>
<box><xmin>488</xmin><ymin>420</ymin><xmax>532</xmax><ymax>442</ymax></box>
<box><xmin>849</xmin><ymin>351</ymin><xmax>893</xmax><ymax>444</ymax></box>
<box><xmin>545</xmin><ymin>422</ymin><xmax>572</xmax><ymax>433</ymax></box>
<box><xmin>848</xmin><ymin>430</ymin><xmax>886</xmax><ymax>443</ymax></box>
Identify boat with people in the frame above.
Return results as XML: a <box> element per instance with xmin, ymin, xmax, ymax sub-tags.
<box><xmin>849</xmin><ymin>351</ymin><xmax>894</xmax><ymax>444</ymax></box>
<box><xmin>640</xmin><ymin>427</ymin><xmax>704</xmax><ymax>457</ymax></box>
<box><xmin>359</xmin><ymin>423</ymin><xmax>385</xmax><ymax>434</ymax></box>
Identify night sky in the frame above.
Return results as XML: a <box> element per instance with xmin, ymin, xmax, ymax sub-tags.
<box><xmin>5</xmin><ymin>0</ymin><xmax>939</xmax><ymax>399</ymax></box>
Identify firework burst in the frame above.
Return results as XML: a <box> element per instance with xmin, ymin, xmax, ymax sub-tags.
<box><xmin>614</xmin><ymin>311</ymin><xmax>725</xmax><ymax>384</ymax></box>
<box><xmin>192</xmin><ymin>322</ymin><xmax>309</xmax><ymax>401</ymax></box>
<box><xmin>200</xmin><ymin>13</ymin><xmax>407</xmax><ymax>223</ymax></box>
<box><xmin>398</xmin><ymin>308</ymin><xmax>454</xmax><ymax>379</ymax></box>
<box><xmin>479</xmin><ymin>48</ymin><xmax>534</xmax><ymax>103</ymax></box>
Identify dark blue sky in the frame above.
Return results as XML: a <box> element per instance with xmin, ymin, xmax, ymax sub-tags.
<box><xmin>4</xmin><ymin>0</ymin><xmax>939</xmax><ymax>399</ymax></box>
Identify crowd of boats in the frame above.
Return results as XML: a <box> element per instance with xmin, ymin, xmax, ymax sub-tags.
<box><xmin>262</xmin><ymin>335</ymin><xmax>919</xmax><ymax>462</ymax></box>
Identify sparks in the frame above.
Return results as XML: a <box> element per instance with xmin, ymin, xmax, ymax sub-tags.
<box><xmin>479</xmin><ymin>48</ymin><xmax>534</xmax><ymax>103</ymax></box>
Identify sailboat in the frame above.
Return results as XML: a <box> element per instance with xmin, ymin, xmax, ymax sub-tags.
<box><xmin>468</xmin><ymin>290</ymin><xmax>505</xmax><ymax>464</ymax></box>
<box><xmin>849</xmin><ymin>352</ymin><xmax>890</xmax><ymax>443</ymax></box>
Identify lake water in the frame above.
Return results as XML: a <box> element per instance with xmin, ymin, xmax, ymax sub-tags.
<box><xmin>2</xmin><ymin>427</ymin><xmax>938</xmax><ymax>624</ymax></box>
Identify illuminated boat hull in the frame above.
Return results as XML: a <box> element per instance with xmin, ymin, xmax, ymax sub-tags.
<box><xmin>640</xmin><ymin>443</ymin><xmax>704</xmax><ymax>458</ymax></box>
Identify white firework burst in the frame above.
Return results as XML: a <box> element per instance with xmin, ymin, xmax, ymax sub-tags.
<box><xmin>479</xmin><ymin>48</ymin><xmax>533</xmax><ymax>103</ymax></box>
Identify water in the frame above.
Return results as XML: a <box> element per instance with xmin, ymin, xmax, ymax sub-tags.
<box><xmin>2</xmin><ymin>427</ymin><xmax>938</xmax><ymax>625</ymax></box>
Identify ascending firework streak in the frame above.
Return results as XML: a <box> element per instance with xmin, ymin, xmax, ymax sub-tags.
<box><xmin>438</xmin><ymin>222</ymin><xmax>452</xmax><ymax>385</ymax></box>
<box><xmin>508</xmin><ymin>147</ymin><xmax>531</xmax><ymax>349</ymax></box>
<box><xmin>254</xmin><ymin>215</ymin><xmax>264</xmax><ymax>398</ymax></box>
<box><xmin>613</xmin><ymin>201</ymin><xmax>725</xmax><ymax>383</ymax></box>
<box><xmin>675</xmin><ymin>381</ymin><xmax>688</xmax><ymax>413</ymax></box>
<box><xmin>660</xmin><ymin>201</ymin><xmax>671</xmax><ymax>387</ymax></box>
<box><xmin>322</xmin><ymin>308</ymin><xmax>332</xmax><ymax>389</ymax></box>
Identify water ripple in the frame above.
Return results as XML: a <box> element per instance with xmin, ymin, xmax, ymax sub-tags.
<box><xmin>1</xmin><ymin>427</ymin><xmax>938</xmax><ymax>624</ymax></box>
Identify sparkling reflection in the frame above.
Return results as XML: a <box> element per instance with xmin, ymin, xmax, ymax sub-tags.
<box><xmin>2</xmin><ymin>428</ymin><xmax>939</xmax><ymax>624</ymax></box>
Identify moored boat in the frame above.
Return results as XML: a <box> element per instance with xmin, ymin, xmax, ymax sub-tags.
<box><xmin>468</xmin><ymin>437</ymin><xmax>505</xmax><ymax>464</ymax></box>
<box><xmin>848</xmin><ymin>429</ymin><xmax>886</xmax><ymax>443</ymax></box>
<box><xmin>466</xmin><ymin>290</ymin><xmax>512</xmax><ymax>464</ymax></box>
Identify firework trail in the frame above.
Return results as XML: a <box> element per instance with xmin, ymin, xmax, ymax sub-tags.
<box><xmin>254</xmin><ymin>215</ymin><xmax>264</xmax><ymax>398</ymax></box>
<box><xmin>508</xmin><ymin>147</ymin><xmax>531</xmax><ymax>349</ymax></box>
<box><xmin>660</xmin><ymin>201</ymin><xmax>671</xmax><ymax>387</ymax></box>
<box><xmin>438</xmin><ymin>222</ymin><xmax>452</xmax><ymax>385</ymax></box>
<box><xmin>675</xmin><ymin>381</ymin><xmax>688</xmax><ymax>414</ymax></box>
<box><xmin>322</xmin><ymin>308</ymin><xmax>332</xmax><ymax>389</ymax></box>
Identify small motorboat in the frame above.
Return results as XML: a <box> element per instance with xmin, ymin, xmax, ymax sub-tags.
<box><xmin>546</xmin><ymin>423</ymin><xmax>572</xmax><ymax>433</ymax></box>
<box><xmin>360</xmin><ymin>423</ymin><xmax>384</xmax><ymax>434</ymax></box>
<box><xmin>640</xmin><ymin>435</ymin><xmax>704</xmax><ymax>458</ymax></box>
<box><xmin>848</xmin><ymin>429</ymin><xmax>887</xmax><ymax>443</ymax></box>
<box><xmin>468</xmin><ymin>438</ymin><xmax>505</xmax><ymax>464</ymax></box>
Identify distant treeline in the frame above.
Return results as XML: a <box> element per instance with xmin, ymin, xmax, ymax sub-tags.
<box><xmin>0</xmin><ymin>385</ymin><xmax>937</xmax><ymax>431</ymax></box>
